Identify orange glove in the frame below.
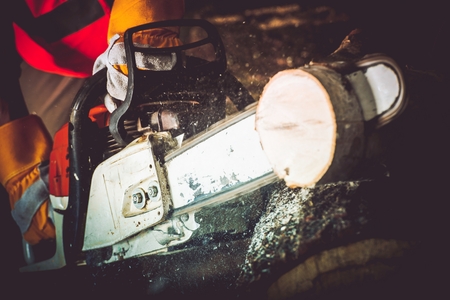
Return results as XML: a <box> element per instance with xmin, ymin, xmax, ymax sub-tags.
<box><xmin>0</xmin><ymin>115</ymin><xmax>55</xmax><ymax>245</ymax></box>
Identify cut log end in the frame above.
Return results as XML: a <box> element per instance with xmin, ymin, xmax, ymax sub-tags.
<box><xmin>255</xmin><ymin>69</ymin><xmax>337</xmax><ymax>188</ymax></box>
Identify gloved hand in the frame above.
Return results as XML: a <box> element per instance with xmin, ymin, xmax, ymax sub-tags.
<box><xmin>93</xmin><ymin>0</ymin><xmax>185</xmax><ymax>112</ymax></box>
<box><xmin>0</xmin><ymin>115</ymin><xmax>55</xmax><ymax>245</ymax></box>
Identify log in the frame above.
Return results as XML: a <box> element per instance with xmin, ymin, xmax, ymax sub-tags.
<box><xmin>255</xmin><ymin>65</ymin><xmax>366</xmax><ymax>188</ymax></box>
<box><xmin>238</xmin><ymin>66</ymin><xmax>447</xmax><ymax>299</ymax></box>
<box><xmin>267</xmin><ymin>238</ymin><xmax>413</xmax><ymax>300</ymax></box>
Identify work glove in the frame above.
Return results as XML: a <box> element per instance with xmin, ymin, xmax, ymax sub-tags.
<box><xmin>93</xmin><ymin>0</ymin><xmax>185</xmax><ymax>112</ymax></box>
<box><xmin>0</xmin><ymin>115</ymin><xmax>55</xmax><ymax>245</ymax></box>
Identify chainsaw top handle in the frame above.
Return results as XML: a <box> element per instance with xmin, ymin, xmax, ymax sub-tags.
<box><xmin>125</xmin><ymin>19</ymin><xmax>227</xmax><ymax>81</ymax></box>
<box><xmin>109</xmin><ymin>19</ymin><xmax>231</xmax><ymax>146</ymax></box>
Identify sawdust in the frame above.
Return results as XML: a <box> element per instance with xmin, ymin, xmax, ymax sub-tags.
<box><xmin>237</xmin><ymin>180</ymin><xmax>371</xmax><ymax>287</ymax></box>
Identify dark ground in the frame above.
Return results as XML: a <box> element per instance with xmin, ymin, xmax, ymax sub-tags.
<box><xmin>1</xmin><ymin>0</ymin><xmax>448</xmax><ymax>299</ymax></box>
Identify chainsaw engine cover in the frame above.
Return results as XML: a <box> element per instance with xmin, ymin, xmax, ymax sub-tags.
<box><xmin>83</xmin><ymin>134</ymin><xmax>169</xmax><ymax>250</ymax></box>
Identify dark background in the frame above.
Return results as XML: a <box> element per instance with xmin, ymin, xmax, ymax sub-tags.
<box><xmin>1</xmin><ymin>0</ymin><xmax>448</xmax><ymax>298</ymax></box>
<box><xmin>186</xmin><ymin>0</ymin><xmax>448</xmax><ymax>74</ymax></box>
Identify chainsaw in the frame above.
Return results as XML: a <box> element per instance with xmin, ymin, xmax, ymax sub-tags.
<box><xmin>18</xmin><ymin>19</ymin><xmax>407</xmax><ymax>277</ymax></box>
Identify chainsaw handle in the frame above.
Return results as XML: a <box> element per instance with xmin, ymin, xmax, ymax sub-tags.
<box><xmin>124</xmin><ymin>19</ymin><xmax>227</xmax><ymax>80</ymax></box>
<box><xmin>110</xmin><ymin>19</ymin><xmax>229</xmax><ymax>146</ymax></box>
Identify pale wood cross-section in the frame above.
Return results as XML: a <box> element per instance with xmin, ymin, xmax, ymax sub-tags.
<box><xmin>255</xmin><ymin>66</ymin><xmax>365</xmax><ymax>188</ymax></box>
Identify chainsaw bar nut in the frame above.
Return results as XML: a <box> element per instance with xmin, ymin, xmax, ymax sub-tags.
<box><xmin>132</xmin><ymin>188</ymin><xmax>147</xmax><ymax>209</ymax></box>
<box><xmin>148</xmin><ymin>181</ymin><xmax>160</xmax><ymax>202</ymax></box>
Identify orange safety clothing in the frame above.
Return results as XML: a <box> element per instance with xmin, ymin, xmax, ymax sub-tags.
<box><xmin>12</xmin><ymin>0</ymin><xmax>112</xmax><ymax>78</ymax></box>
<box><xmin>0</xmin><ymin>115</ymin><xmax>54</xmax><ymax>245</ymax></box>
